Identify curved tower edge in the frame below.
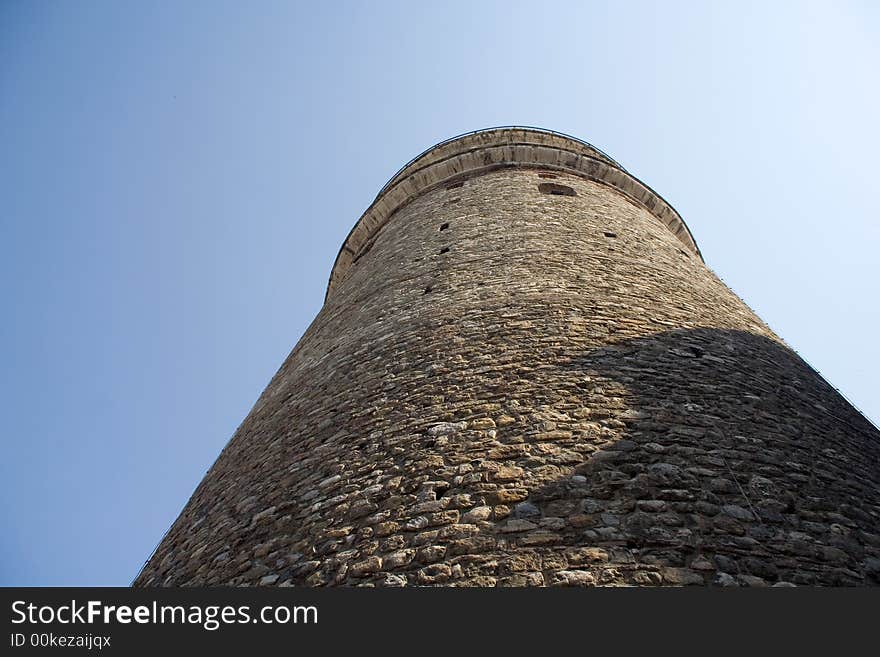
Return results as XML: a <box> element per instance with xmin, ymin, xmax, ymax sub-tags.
<box><xmin>325</xmin><ymin>126</ymin><xmax>703</xmax><ymax>301</ymax></box>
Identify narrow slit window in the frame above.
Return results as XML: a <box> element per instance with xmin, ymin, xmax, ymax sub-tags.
<box><xmin>439</xmin><ymin>247</ymin><xmax>450</xmax><ymax>254</ymax></box>
<box><xmin>604</xmin><ymin>232</ymin><xmax>617</xmax><ymax>238</ymax></box>
<box><xmin>439</xmin><ymin>222</ymin><xmax>449</xmax><ymax>231</ymax></box>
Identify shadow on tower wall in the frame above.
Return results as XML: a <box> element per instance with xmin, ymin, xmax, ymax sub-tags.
<box><xmin>478</xmin><ymin>328</ymin><xmax>880</xmax><ymax>586</ymax></box>
<box><xmin>135</xmin><ymin>327</ymin><xmax>880</xmax><ymax>587</ymax></box>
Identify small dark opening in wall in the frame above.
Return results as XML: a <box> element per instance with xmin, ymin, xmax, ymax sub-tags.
<box><xmin>439</xmin><ymin>247</ymin><xmax>450</xmax><ymax>254</ymax></box>
<box><xmin>423</xmin><ymin>286</ymin><xmax>433</xmax><ymax>295</ymax></box>
<box><xmin>446</xmin><ymin>181</ymin><xmax>464</xmax><ymax>190</ymax></box>
<box><xmin>352</xmin><ymin>238</ymin><xmax>376</xmax><ymax>263</ymax></box>
<box><xmin>538</xmin><ymin>173</ymin><xmax>558</xmax><ymax>179</ymax></box>
<box><xmin>679</xmin><ymin>249</ymin><xmax>690</xmax><ymax>258</ymax></box>
<box><xmin>538</xmin><ymin>182</ymin><xmax>576</xmax><ymax>197</ymax></box>
<box><xmin>604</xmin><ymin>232</ymin><xmax>617</xmax><ymax>238</ymax></box>
<box><xmin>439</xmin><ymin>222</ymin><xmax>449</xmax><ymax>231</ymax></box>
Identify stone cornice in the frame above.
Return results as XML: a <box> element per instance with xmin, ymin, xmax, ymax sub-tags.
<box><xmin>326</xmin><ymin>127</ymin><xmax>702</xmax><ymax>301</ymax></box>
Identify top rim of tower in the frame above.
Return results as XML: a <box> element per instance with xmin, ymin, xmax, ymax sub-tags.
<box><xmin>325</xmin><ymin>126</ymin><xmax>703</xmax><ymax>301</ymax></box>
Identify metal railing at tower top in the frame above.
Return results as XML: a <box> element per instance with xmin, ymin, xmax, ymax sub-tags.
<box><xmin>375</xmin><ymin>126</ymin><xmax>629</xmax><ymax>200</ymax></box>
<box><xmin>325</xmin><ymin>124</ymin><xmax>707</xmax><ymax>301</ymax></box>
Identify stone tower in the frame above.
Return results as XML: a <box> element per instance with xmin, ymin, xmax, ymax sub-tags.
<box><xmin>136</xmin><ymin>127</ymin><xmax>880</xmax><ymax>587</ymax></box>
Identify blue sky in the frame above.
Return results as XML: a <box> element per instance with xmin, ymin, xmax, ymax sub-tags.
<box><xmin>1</xmin><ymin>1</ymin><xmax>877</xmax><ymax>586</ymax></box>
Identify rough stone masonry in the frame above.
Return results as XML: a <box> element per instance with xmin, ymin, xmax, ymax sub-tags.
<box><xmin>135</xmin><ymin>127</ymin><xmax>880</xmax><ymax>587</ymax></box>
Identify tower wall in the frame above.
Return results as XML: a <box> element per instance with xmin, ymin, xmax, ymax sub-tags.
<box><xmin>136</xmin><ymin>129</ymin><xmax>880</xmax><ymax>587</ymax></box>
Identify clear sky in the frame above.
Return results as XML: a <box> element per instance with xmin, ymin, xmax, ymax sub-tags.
<box><xmin>1</xmin><ymin>1</ymin><xmax>877</xmax><ymax>586</ymax></box>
